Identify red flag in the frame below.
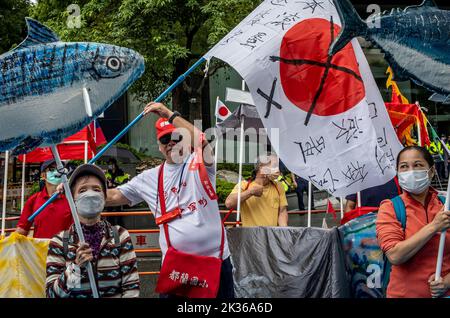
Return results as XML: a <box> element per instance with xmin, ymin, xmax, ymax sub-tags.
<box><xmin>327</xmin><ymin>199</ymin><xmax>337</xmax><ymax>220</ymax></box>
<box><xmin>18</xmin><ymin>122</ymin><xmax>107</xmax><ymax>163</ymax></box>
<box><xmin>385</xmin><ymin>102</ymin><xmax>430</xmax><ymax>147</ymax></box>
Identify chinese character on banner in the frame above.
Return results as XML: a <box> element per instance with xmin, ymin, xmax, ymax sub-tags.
<box><xmin>169</xmin><ymin>270</ymin><xmax>180</xmax><ymax>281</ymax></box>
<box><xmin>190</xmin><ymin>276</ymin><xmax>199</xmax><ymax>286</ymax></box>
<box><xmin>180</xmin><ymin>273</ymin><xmax>189</xmax><ymax>284</ymax></box>
<box><xmin>135</xmin><ymin>235</ymin><xmax>147</xmax><ymax>246</ymax></box>
<box><xmin>199</xmin><ymin>279</ymin><xmax>208</xmax><ymax>288</ymax></box>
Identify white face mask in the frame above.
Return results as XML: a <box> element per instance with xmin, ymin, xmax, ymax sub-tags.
<box><xmin>398</xmin><ymin>169</ymin><xmax>431</xmax><ymax>195</ymax></box>
<box><xmin>75</xmin><ymin>190</ymin><xmax>105</xmax><ymax>218</ymax></box>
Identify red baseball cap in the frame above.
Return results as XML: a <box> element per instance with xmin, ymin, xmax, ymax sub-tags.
<box><xmin>155</xmin><ymin>118</ymin><xmax>176</xmax><ymax>140</ymax></box>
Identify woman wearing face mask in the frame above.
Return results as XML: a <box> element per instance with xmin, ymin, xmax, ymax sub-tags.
<box><xmin>46</xmin><ymin>164</ymin><xmax>140</xmax><ymax>298</ymax></box>
<box><xmin>16</xmin><ymin>160</ymin><xmax>72</xmax><ymax>239</ymax></box>
<box><xmin>376</xmin><ymin>146</ymin><xmax>450</xmax><ymax>298</ymax></box>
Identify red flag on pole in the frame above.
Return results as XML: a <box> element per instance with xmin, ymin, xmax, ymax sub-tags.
<box><xmin>327</xmin><ymin>199</ymin><xmax>337</xmax><ymax>220</ymax></box>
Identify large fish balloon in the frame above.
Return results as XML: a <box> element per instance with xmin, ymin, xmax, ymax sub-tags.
<box><xmin>0</xmin><ymin>18</ymin><xmax>145</xmax><ymax>154</ymax></box>
<box><xmin>330</xmin><ymin>0</ymin><xmax>450</xmax><ymax>101</ymax></box>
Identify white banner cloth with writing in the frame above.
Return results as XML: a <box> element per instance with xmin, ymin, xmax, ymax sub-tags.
<box><xmin>205</xmin><ymin>0</ymin><xmax>402</xmax><ymax>196</ymax></box>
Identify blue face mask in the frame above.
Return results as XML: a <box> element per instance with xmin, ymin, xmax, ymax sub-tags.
<box><xmin>46</xmin><ymin>170</ymin><xmax>62</xmax><ymax>185</ymax></box>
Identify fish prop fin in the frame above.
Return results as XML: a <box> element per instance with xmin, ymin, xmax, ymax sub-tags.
<box><xmin>406</xmin><ymin>0</ymin><xmax>438</xmax><ymax>12</ymax></box>
<box><xmin>0</xmin><ymin>137</ymin><xmax>25</xmax><ymax>153</ymax></box>
<box><xmin>421</xmin><ymin>0</ymin><xmax>438</xmax><ymax>7</ymax></box>
<box><xmin>329</xmin><ymin>0</ymin><xmax>367</xmax><ymax>56</ymax></box>
<box><xmin>82</xmin><ymin>87</ymin><xmax>93</xmax><ymax>117</ymax></box>
<box><xmin>14</xmin><ymin>18</ymin><xmax>60</xmax><ymax>51</ymax></box>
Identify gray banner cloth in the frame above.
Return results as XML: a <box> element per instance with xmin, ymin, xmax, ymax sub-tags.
<box><xmin>226</xmin><ymin>227</ymin><xmax>351</xmax><ymax>298</ymax></box>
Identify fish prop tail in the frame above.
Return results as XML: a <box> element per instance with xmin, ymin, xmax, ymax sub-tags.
<box><xmin>329</xmin><ymin>0</ymin><xmax>367</xmax><ymax>56</ymax></box>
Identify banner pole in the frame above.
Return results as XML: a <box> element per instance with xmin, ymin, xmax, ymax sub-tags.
<box><xmin>214</xmin><ymin>96</ymin><xmax>220</xmax><ymax>175</ymax></box>
<box><xmin>21</xmin><ymin>154</ymin><xmax>26</xmax><ymax>213</ymax></box>
<box><xmin>307</xmin><ymin>181</ymin><xmax>312</xmax><ymax>227</ymax></box>
<box><xmin>434</xmin><ymin>141</ymin><xmax>450</xmax><ymax>286</ymax></box>
<box><xmin>28</xmin><ymin>57</ymin><xmax>207</xmax><ymax>222</ymax></box>
<box><xmin>357</xmin><ymin>192</ymin><xmax>362</xmax><ymax>208</ymax></box>
<box><xmin>51</xmin><ymin>145</ymin><xmax>99</xmax><ymax>298</ymax></box>
<box><xmin>236</xmin><ymin>116</ymin><xmax>245</xmax><ymax>227</ymax></box>
<box><xmin>1</xmin><ymin>151</ymin><xmax>9</xmax><ymax>237</ymax></box>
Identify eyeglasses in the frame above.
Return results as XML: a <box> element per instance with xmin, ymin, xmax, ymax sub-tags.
<box><xmin>159</xmin><ymin>133</ymin><xmax>183</xmax><ymax>145</ymax></box>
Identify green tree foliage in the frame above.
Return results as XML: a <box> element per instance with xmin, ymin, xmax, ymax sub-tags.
<box><xmin>0</xmin><ymin>0</ymin><xmax>30</xmax><ymax>54</ymax></box>
<box><xmin>30</xmin><ymin>0</ymin><xmax>260</xmax><ymax>124</ymax></box>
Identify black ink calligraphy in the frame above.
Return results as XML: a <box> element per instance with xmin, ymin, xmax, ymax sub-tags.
<box><xmin>341</xmin><ymin>161</ymin><xmax>368</xmax><ymax>187</ymax></box>
<box><xmin>271</xmin><ymin>0</ymin><xmax>289</xmax><ymax>6</ymax></box>
<box><xmin>257</xmin><ymin>78</ymin><xmax>283</xmax><ymax>118</ymax></box>
<box><xmin>295</xmin><ymin>136</ymin><xmax>325</xmax><ymax>164</ymax></box>
<box><xmin>297</xmin><ymin>0</ymin><xmax>324</xmax><ymax>14</ymax></box>
<box><xmin>247</xmin><ymin>9</ymin><xmax>273</xmax><ymax>26</ymax></box>
<box><xmin>309</xmin><ymin>168</ymin><xmax>339</xmax><ymax>193</ymax></box>
<box><xmin>375</xmin><ymin>146</ymin><xmax>395</xmax><ymax>175</ymax></box>
<box><xmin>377</xmin><ymin>127</ymin><xmax>388</xmax><ymax>148</ymax></box>
<box><xmin>332</xmin><ymin>117</ymin><xmax>364</xmax><ymax>144</ymax></box>
<box><xmin>267</xmin><ymin>12</ymin><xmax>302</xmax><ymax>31</ymax></box>
<box><xmin>221</xmin><ymin>30</ymin><xmax>244</xmax><ymax>46</ymax></box>
<box><xmin>240</xmin><ymin>32</ymin><xmax>268</xmax><ymax>50</ymax></box>
<box><xmin>368</xmin><ymin>101</ymin><xmax>378</xmax><ymax>119</ymax></box>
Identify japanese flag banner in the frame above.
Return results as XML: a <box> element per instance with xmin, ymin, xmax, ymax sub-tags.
<box><xmin>215</xmin><ymin>99</ymin><xmax>232</xmax><ymax>121</ymax></box>
<box><xmin>205</xmin><ymin>0</ymin><xmax>402</xmax><ymax>197</ymax></box>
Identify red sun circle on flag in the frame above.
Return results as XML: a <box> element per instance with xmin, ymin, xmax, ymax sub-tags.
<box><xmin>277</xmin><ymin>18</ymin><xmax>365</xmax><ymax>117</ymax></box>
<box><xmin>218</xmin><ymin>106</ymin><xmax>229</xmax><ymax>117</ymax></box>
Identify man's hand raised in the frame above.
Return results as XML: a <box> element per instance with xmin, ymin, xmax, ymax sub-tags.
<box><xmin>143</xmin><ymin>102</ymin><xmax>173</xmax><ymax>119</ymax></box>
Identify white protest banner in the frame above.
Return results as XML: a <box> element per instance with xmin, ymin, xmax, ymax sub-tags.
<box><xmin>205</xmin><ymin>0</ymin><xmax>402</xmax><ymax>197</ymax></box>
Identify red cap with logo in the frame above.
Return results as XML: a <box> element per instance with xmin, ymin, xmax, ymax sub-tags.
<box><xmin>155</xmin><ymin>118</ymin><xmax>176</xmax><ymax>140</ymax></box>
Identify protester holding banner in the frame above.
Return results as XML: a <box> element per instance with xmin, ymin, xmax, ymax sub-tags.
<box><xmin>105</xmin><ymin>102</ymin><xmax>233</xmax><ymax>298</ymax></box>
<box><xmin>225</xmin><ymin>153</ymin><xmax>288</xmax><ymax>227</ymax></box>
<box><xmin>16</xmin><ymin>160</ymin><xmax>72</xmax><ymax>239</ymax></box>
<box><xmin>46</xmin><ymin>164</ymin><xmax>140</xmax><ymax>298</ymax></box>
<box><xmin>376</xmin><ymin>146</ymin><xmax>450</xmax><ymax>298</ymax></box>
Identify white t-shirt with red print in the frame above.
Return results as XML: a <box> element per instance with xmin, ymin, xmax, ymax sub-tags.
<box><xmin>117</xmin><ymin>153</ymin><xmax>230</xmax><ymax>260</ymax></box>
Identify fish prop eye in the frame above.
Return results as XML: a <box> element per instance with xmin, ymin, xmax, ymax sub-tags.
<box><xmin>106</xmin><ymin>56</ymin><xmax>122</xmax><ymax>72</ymax></box>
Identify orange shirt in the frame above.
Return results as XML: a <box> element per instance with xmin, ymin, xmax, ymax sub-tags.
<box><xmin>376</xmin><ymin>189</ymin><xmax>450</xmax><ymax>298</ymax></box>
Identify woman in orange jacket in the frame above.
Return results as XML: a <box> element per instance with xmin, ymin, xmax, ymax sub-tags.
<box><xmin>377</xmin><ymin>146</ymin><xmax>450</xmax><ymax>298</ymax></box>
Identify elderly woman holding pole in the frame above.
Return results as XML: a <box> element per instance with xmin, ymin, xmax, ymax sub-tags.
<box><xmin>376</xmin><ymin>146</ymin><xmax>450</xmax><ymax>298</ymax></box>
<box><xmin>46</xmin><ymin>164</ymin><xmax>140</xmax><ymax>298</ymax></box>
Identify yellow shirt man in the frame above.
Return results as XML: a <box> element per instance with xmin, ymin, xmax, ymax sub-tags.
<box><xmin>230</xmin><ymin>179</ymin><xmax>288</xmax><ymax>227</ymax></box>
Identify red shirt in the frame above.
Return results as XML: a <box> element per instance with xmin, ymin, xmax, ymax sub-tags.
<box><xmin>17</xmin><ymin>187</ymin><xmax>72</xmax><ymax>239</ymax></box>
<box><xmin>376</xmin><ymin>188</ymin><xmax>450</xmax><ymax>298</ymax></box>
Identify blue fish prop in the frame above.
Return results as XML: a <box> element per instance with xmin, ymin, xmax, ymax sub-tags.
<box><xmin>0</xmin><ymin>18</ymin><xmax>145</xmax><ymax>154</ymax></box>
<box><xmin>330</xmin><ymin>0</ymin><xmax>450</xmax><ymax>100</ymax></box>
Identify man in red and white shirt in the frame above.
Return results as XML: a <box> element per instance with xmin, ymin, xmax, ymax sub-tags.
<box><xmin>106</xmin><ymin>102</ymin><xmax>233</xmax><ymax>298</ymax></box>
